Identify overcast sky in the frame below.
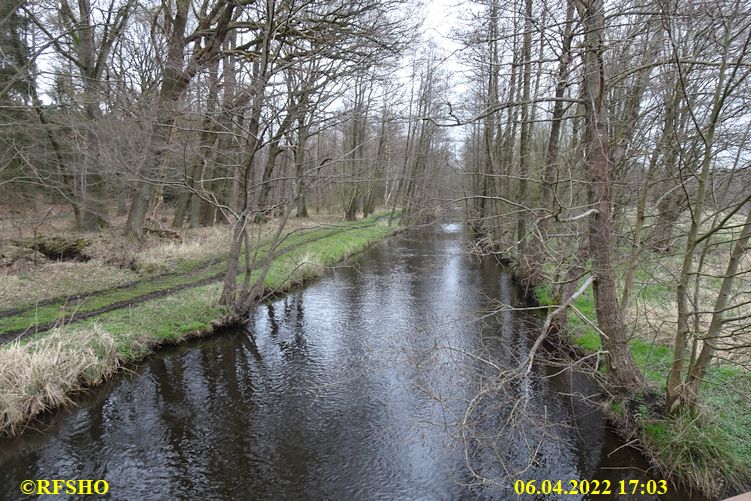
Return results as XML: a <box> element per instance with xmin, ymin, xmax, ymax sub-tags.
<box><xmin>417</xmin><ymin>0</ymin><xmax>474</xmax><ymax>145</ymax></box>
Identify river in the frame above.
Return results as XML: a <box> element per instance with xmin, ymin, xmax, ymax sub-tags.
<box><xmin>0</xmin><ymin>224</ymin><xmax>703</xmax><ymax>500</ymax></box>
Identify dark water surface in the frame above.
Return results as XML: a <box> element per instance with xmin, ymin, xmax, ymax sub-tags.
<box><xmin>0</xmin><ymin>224</ymin><xmax>704</xmax><ymax>500</ymax></box>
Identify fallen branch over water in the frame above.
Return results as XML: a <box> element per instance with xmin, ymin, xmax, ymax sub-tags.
<box><xmin>521</xmin><ymin>275</ymin><xmax>594</xmax><ymax>375</ymax></box>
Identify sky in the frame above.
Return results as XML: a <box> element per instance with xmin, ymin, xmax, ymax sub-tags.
<box><xmin>411</xmin><ymin>0</ymin><xmax>475</xmax><ymax>145</ymax></box>
<box><xmin>423</xmin><ymin>0</ymin><xmax>462</xmax><ymax>44</ymax></box>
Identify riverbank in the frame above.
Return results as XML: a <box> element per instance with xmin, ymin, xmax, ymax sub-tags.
<box><xmin>0</xmin><ymin>214</ymin><xmax>397</xmax><ymax>436</ymax></box>
<box><xmin>534</xmin><ymin>281</ymin><xmax>751</xmax><ymax>499</ymax></box>
<box><xmin>4</xmin><ymin>221</ymin><xmax>698</xmax><ymax>500</ymax></box>
<box><xmin>0</xmin><ymin>212</ymin><xmax>362</xmax><ymax>339</ymax></box>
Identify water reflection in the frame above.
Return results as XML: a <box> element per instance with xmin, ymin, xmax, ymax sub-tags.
<box><xmin>0</xmin><ymin>224</ymin><xmax>704</xmax><ymax>500</ymax></box>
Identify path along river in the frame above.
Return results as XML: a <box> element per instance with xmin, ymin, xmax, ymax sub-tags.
<box><xmin>0</xmin><ymin>224</ymin><xmax>703</xmax><ymax>500</ymax></box>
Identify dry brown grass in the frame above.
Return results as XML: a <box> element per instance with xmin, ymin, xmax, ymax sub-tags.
<box><xmin>292</xmin><ymin>251</ymin><xmax>325</xmax><ymax>279</ymax></box>
<box><xmin>0</xmin><ymin>323</ymin><xmax>120</xmax><ymax>435</ymax></box>
<box><xmin>0</xmin><ymin>262</ymin><xmax>137</xmax><ymax>310</ymax></box>
<box><xmin>626</xmin><ymin>299</ymin><xmax>677</xmax><ymax>346</ymax></box>
<box><xmin>134</xmin><ymin>225</ymin><xmax>232</xmax><ymax>274</ymax></box>
<box><xmin>1</xmin><ymin>203</ymin><xmax>348</xmax><ymax>311</ymax></box>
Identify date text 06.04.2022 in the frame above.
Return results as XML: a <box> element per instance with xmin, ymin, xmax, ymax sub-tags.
<box><xmin>513</xmin><ymin>479</ymin><xmax>668</xmax><ymax>496</ymax></box>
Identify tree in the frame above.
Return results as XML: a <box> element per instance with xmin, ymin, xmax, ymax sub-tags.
<box><xmin>24</xmin><ymin>0</ymin><xmax>136</xmax><ymax>231</ymax></box>
<box><xmin>217</xmin><ymin>0</ymin><xmax>415</xmax><ymax>314</ymax></box>
<box><xmin>664</xmin><ymin>0</ymin><xmax>751</xmax><ymax>412</ymax></box>
<box><xmin>125</xmin><ymin>0</ymin><xmax>236</xmax><ymax>238</ymax></box>
<box><xmin>575</xmin><ymin>0</ymin><xmax>644</xmax><ymax>390</ymax></box>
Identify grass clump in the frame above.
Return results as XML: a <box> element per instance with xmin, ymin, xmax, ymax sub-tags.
<box><xmin>640</xmin><ymin>410</ymin><xmax>751</xmax><ymax>497</ymax></box>
<box><xmin>609</xmin><ymin>400</ymin><xmax>625</xmax><ymax>417</ymax></box>
<box><xmin>534</xmin><ymin>283</ymin><xmax>555</xmax><ymax>306</ymax></box>
<box><xmin>0</xmin><ymin>324</ymin><xmax>120</xmax><ymax>435</ymax></box>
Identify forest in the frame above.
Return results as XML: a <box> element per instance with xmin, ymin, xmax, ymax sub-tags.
<box><xmin>1</xmin><ymin>0</ymin><xmax>750</xmax><ymax>499</ymax></box>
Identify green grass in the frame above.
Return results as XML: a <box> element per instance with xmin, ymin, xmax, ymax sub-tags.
<box><xmin>0</xmin><ymin>265</ymin><xmax>225</xmax><ymax>334</ymax></box>
<box><xmin>263</xmin><ymin>220</ymin><xmax>392</xmax><ymax>290</ymax></box>
<box><xmin>631</xmin><ymin>268</ymin><xmax>674</xmax><ymax>302</ymax></box>
<box><xmin>640</xmin><ymin>404</ymin><xmax>751</xmax><ymax>497</ymax></box>
<box><xmin>538</xmin><ymin>283</ymin><xmax>674</xmax><ymax>382</ymax></box>
<box><xmin>2</xmin><ymin>214</ymin><xmax>396</xmax><ymax>435</ymax></box>
<box><xmin>568</xmin><ymin>291</ymin><xmax>600</xmax><ymax>351</ymax></box>
<box><xmin>534</xmin><ymin>283</ymin><xmax>554</xmax><ymax>305</ymax></box>
<box><xmin>536</xmin><ymin>284</ymin><xmax>600</xmax><ymax>351</ymax></box>
<box><xmin>534</xmin><ymin>278</ymin><xmax>751</xmax><ymax>497</ymax></box>
<box><xmin>21</xmin><ymin>214</ymin><xmax>395</xmax><ymax>357</ymax></box>
<box><xmin>610</xmin><ymin>400</ymin><xmax>625</xmax><ymax>417</ymax></box>
<box><xmin>0</xmin><ymin>215</ymin><xmax>392</xmax><ymax>336</ymax></box>
<box><xmin>76</xmin><ymin>283</ymin><xmax>227</xmax><ymax>360</ymax></box>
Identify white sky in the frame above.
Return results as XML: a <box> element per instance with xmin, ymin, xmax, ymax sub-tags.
<box><xmin>416</xmin><ymin>0</ymin><xmax>474</xmax><ymax>145</ymax></box>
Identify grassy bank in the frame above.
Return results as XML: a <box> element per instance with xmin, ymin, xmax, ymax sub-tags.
<box><xmin>534</xmin><ymin>283</ymin><xmax>751</xmax><ymax>497</ymax></box>
<box><xmin>0</xmin><ymin>214</ymin><xmax>397</xmax><ymax>436</ymax></box>
<box><xmin>0</xmin><ymin>226</ymin><xmax>370</xmax><ymax>341</ymax></box>
<box><xmin>0</xmin><ymin>216</ymin><xmax>357</xmax><ymax>337</ymax></box>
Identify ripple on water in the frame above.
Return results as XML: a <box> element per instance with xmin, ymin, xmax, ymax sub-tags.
<box><xmin>0</xmin><ymin>226</ymin><xmax>707</xmax><ymax>500</ymax></box>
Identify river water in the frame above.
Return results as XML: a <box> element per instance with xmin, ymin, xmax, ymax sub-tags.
<box><xmin>0</xmin><ymin>224</ymin><xmax>703</xmax><ymax>500</ymax></box>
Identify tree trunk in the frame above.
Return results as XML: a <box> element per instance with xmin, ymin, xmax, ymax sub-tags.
<box><xmin>578</xmin><ymin>0</ymin><xmax>644</xmax><ymax>391</ymax></box>
<box><xmin>666</xmin><ymin>19</ymin><xmax>734</xmax><ymax>410</ymax></box>
<box><xmin>125</xmin><ymin>0</ymin><xmax>235</xmax><ymax>238</ymax></box>
<box><xmin>294</xmin><ymin>121</ymin><xmax>310</xmax><ymax>218</ymax></box>
<box><xmin>518</xmin><ymin>0</ymin><xmax>574</xmax><ymax>286</ymax></box>
<box><xmin>220</xmin><ymin>215</ymin><xmax>246</xmax><ymax>307</ymax></box>
<box><xmin>172</xmin><ymin>59</ymin><xmax>220</xmax><ymax>229</ymax></box>
<box><xmin>649</xmin><ymin>190</ymin><xmax>685</xmax><ymax>253</ymax></box>
<box><xmin>683</xmin><ymin>208</ymin><xmax>751</xmax><ymax>406</ymax></box>
<box><xmin>516</xmin><ymin>0</ymin><xmax>533</xmax><ymax>245</ymax></box>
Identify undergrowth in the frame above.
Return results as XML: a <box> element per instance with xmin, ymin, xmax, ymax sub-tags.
<box><xmin>534</xmin><ymin>279</ymin><xmax>751</xmax><ymax>497</ymax></box>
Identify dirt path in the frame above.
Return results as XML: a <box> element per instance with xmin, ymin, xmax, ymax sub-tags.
<box><xmin>0</xmin><ymin>259</ymin><xmax>224</xmax><ymax>319</ymax></box>
<box><xmin>0</xmin><ymin>219</ymin><xmax>386</xmax><ymax>344</ymax></box>
<box><xmin>0</xmin><ymin>272</ymin><xmax>226</xmax><ymax>344</ymax></box>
